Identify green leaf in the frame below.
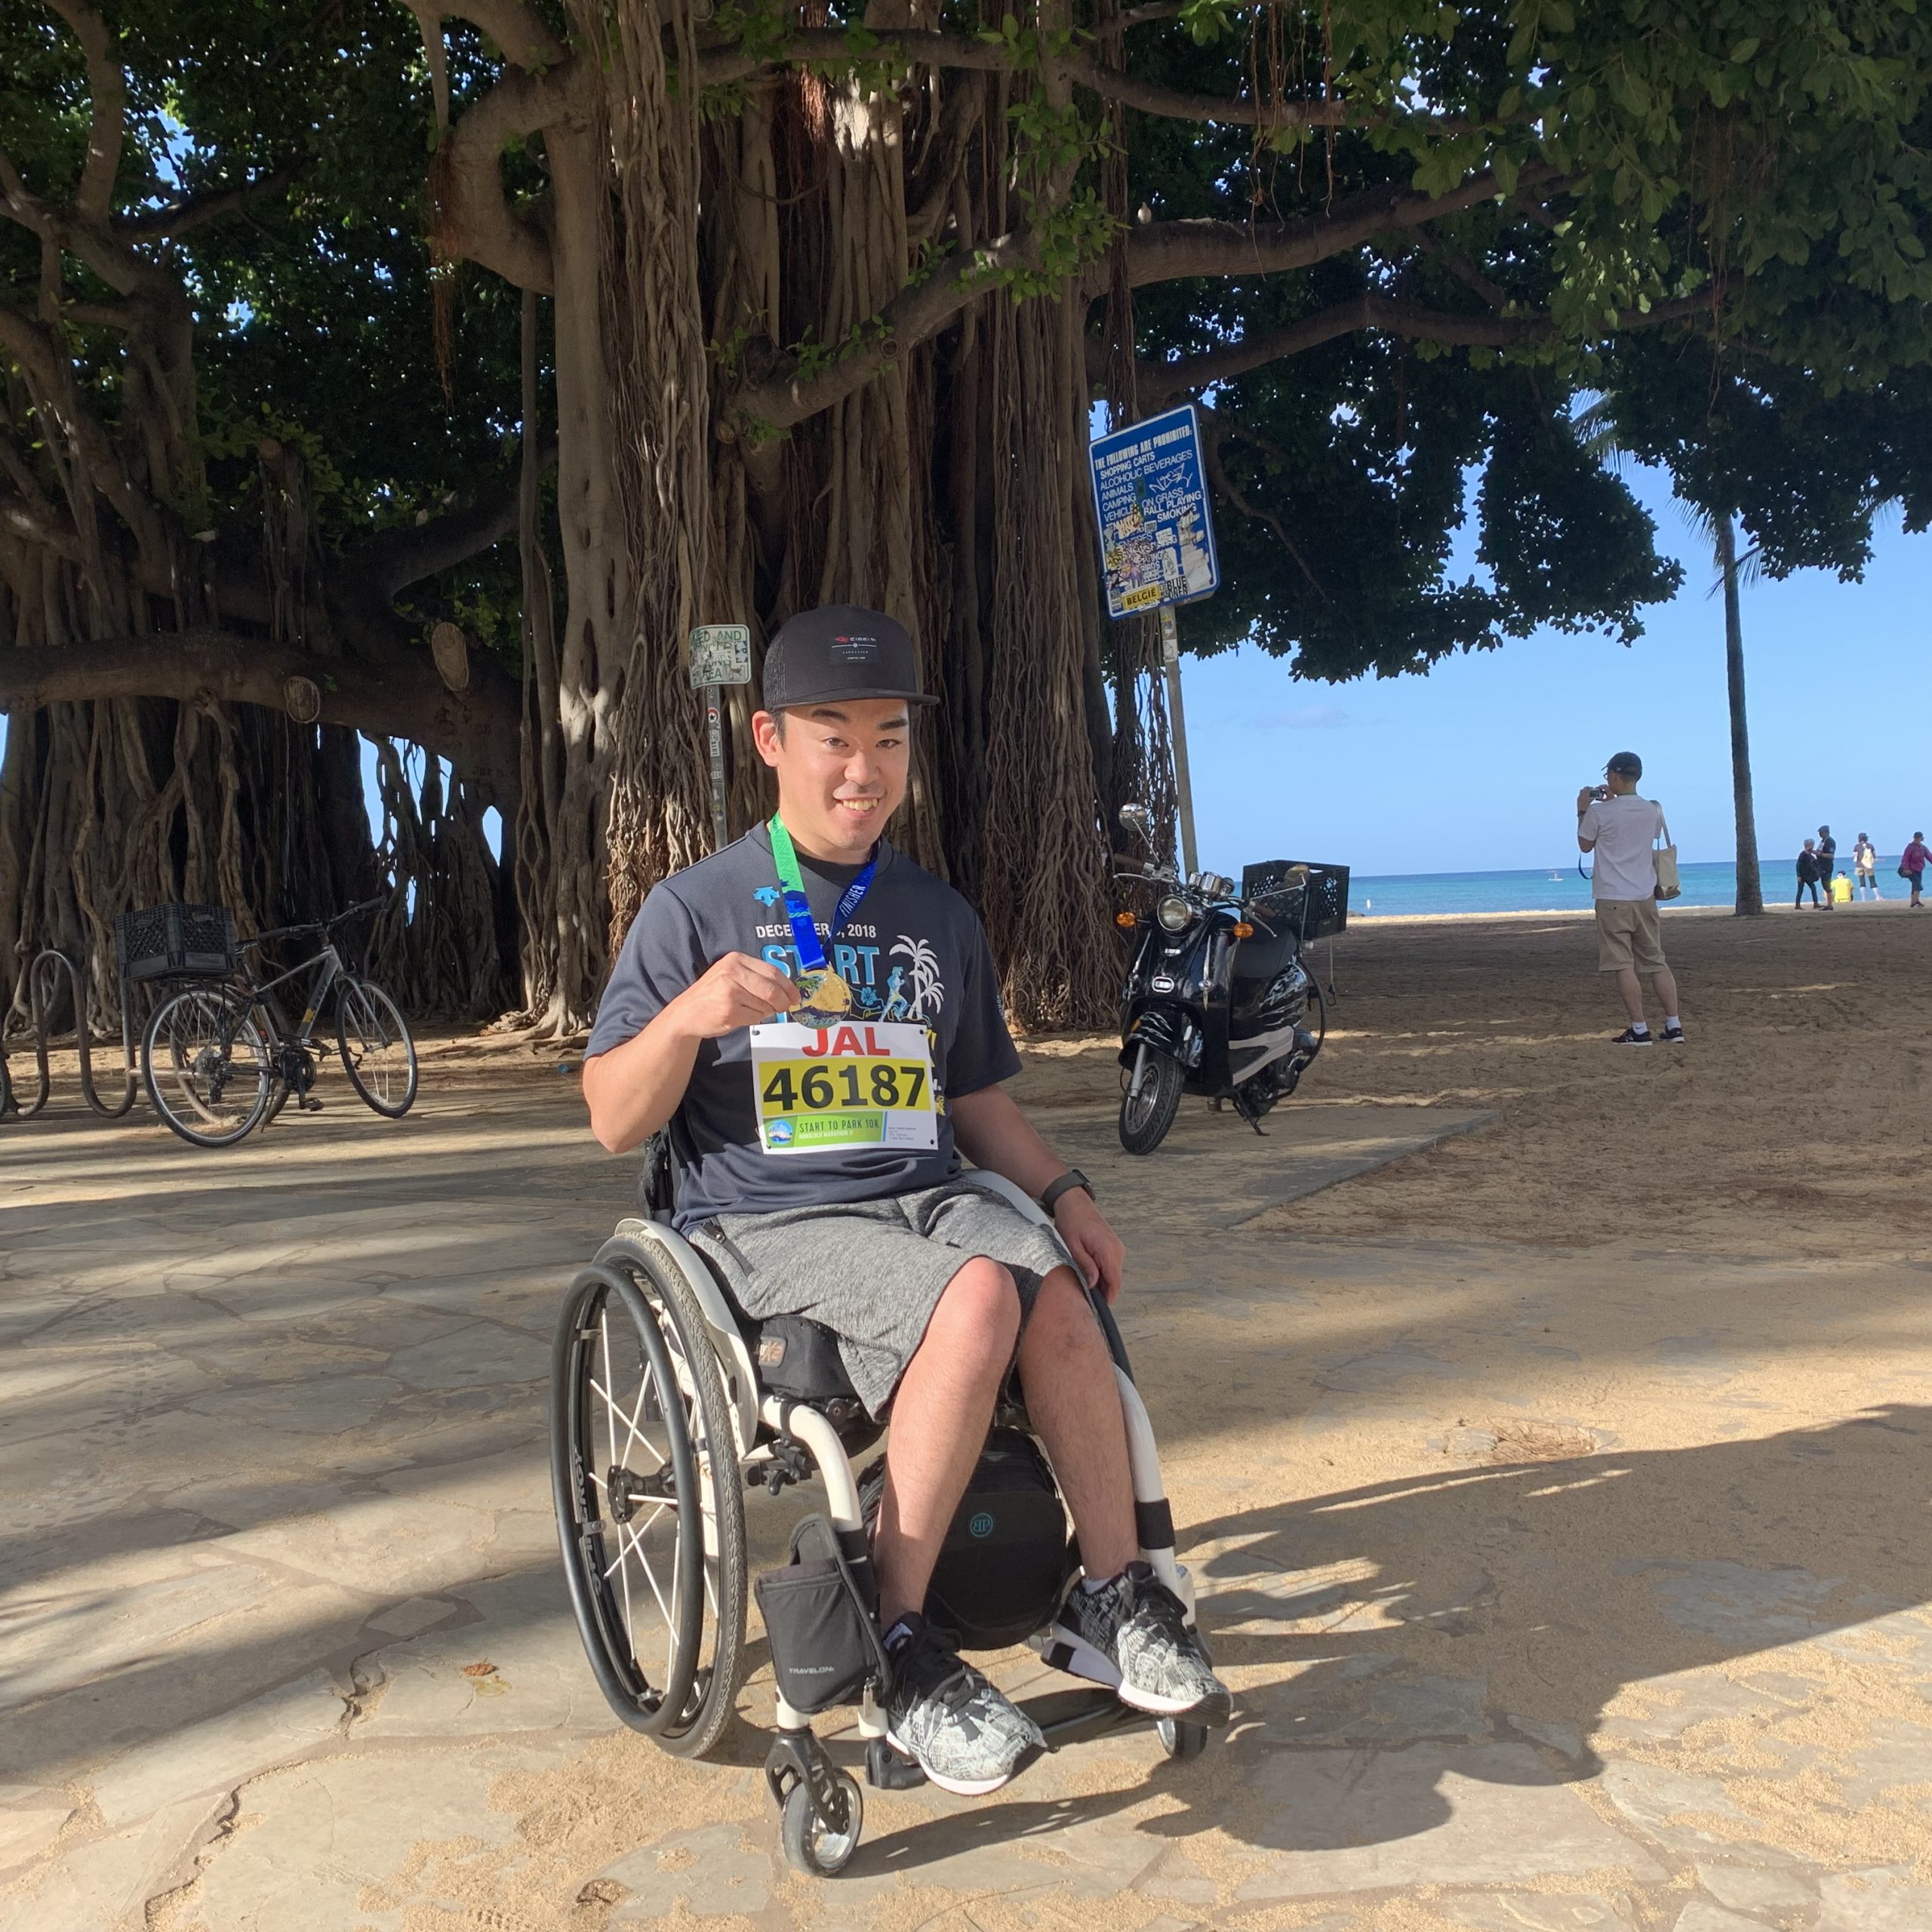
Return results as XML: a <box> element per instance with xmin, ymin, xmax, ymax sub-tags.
<box><xmin>1729</xmin><ymin>37</ymin><xmax>1759</xmax><ymax>64</ymax></box>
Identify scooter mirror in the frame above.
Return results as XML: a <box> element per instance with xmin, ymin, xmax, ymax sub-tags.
<box><xmin>1118</xmin><ymin>803</ymin><xmax>1152</xmax><ymax>841</ymax></box>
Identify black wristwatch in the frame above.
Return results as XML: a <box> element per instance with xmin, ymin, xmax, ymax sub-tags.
<box><xmin>1038</xmin><ymin>1168</ymin><xmax>1095</xmax><ymax>1215</ymax></box>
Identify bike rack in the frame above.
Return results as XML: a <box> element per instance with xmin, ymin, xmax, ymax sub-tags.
<box><xmin>0</xmin><ymin>949</ymin><xmax>143</xmax><ymax>1121</ymax></box>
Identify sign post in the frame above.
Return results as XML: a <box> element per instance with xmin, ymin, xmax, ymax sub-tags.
<box><xmin>1086</xmin><ymin>404</ymin><xmax>1219</xmax><ymax>875</ymax></box>
<box><xmin>688</xmin><ymin>625</ymin><xmax>753</xmax><ymax>853</ymax></box>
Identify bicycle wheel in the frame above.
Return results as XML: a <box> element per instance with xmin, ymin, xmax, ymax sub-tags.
<box><xmin>142</xmin><ymin>986</ymin><xmax>272</xmax><ymax>1148</ymax></box>
<box><xmin>335</xmin><ymin>978</ymin><xmax>417</xmax><ymax>1117</ymax></box>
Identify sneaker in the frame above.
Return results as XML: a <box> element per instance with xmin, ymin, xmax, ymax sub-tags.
<box><xmin>884</xmin><ymin>1615</ymin><xmax>1045</xmax><ymax>1796</ymax></box>
<box><xmin>1660</xmin><ymin>1025</ymin><xmax>1685</xmax><ymax>1044</ymax></box>
<box><xmin>1045</xmin><ymin>1562</ymin><xmax>1232</xmax><ymax>1725</ymax></box>
<box><xmin>1611</xmin><ymin>1027</ymin><xmax>1654</xmax><ymax>1046</ymax></box>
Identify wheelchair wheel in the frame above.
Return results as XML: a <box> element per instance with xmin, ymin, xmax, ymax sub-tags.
<box><xmin>1158</xmin><ymin>1716</ymin><xmax>1210</xmax><ymax>1760</ymax></box>
<box><xmin>552</xmin><ymin>1263</ymin><xmax>706</xmax><ymax>1737</ymax></box>
<box><xmin>780</xmin><ymin>1767</ymin><xmax>863</xmax><ymax>1878</ymax></box>
<box><xmin>596</xmin><ymin>1233</ymin><xmax>749</xmax><ymax>1760</ymax></box>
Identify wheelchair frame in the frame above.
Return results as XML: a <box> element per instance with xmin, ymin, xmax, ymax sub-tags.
<box><xmin>549</xmin><ymin>1166</ymin><xmax>1211</xmax><ymax>1876</ymax></box>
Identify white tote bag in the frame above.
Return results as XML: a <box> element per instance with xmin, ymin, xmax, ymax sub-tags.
<box><xmin>1653</xmin><ymin>812</ymin><xmax>1681</xmax><ymax>901</ymax></box>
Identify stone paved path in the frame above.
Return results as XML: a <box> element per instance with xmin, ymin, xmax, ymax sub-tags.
<box><xmin>3</xmin><ymin>1075</ymin><xmax>1929</xmax><ymax>1931</ymax></box>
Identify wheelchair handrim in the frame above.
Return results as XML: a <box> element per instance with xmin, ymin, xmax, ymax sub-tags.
<box><xmin>552</xmin><ymin>1263</ymin><xmax>706</xmax><ymax>1733</ymax></box>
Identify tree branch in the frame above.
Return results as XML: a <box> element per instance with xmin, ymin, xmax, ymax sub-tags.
<box><xmin>431</xmin><ymin>0</ymin><xmax>570</xmax><ymax>72</ymax></box>
<box><xmin>429</xmin><ymin>57</ymin><xmax>577</xmax><ymax>291</ymax></box>
<box><xmin>339</xmin><ymin>435</ymin><xmax>557</xmax><ymax>601</ymax></box>
<box><xmin>0</xmin><ymin>629</ymin><xmax>521</xmax><ymax>794</ymax></box>
<box><xmin>1124</xmin><ymin>165</ymin><xmax>1561</xmax><ymax>288</ymax></box>
<box><xmin>42</xmin><ymin>0</ymin><xmax>125</xmax><ymax>223</ymax></box>
<box><xmin>112</xmin><ymin>172</ymin><xmax>289</xmax><ymax>240</ymax></box>
<box><xmin>1146</xmin><ymin>286</ymin><xmax>1721</xmax><ymax>395</ymax></box>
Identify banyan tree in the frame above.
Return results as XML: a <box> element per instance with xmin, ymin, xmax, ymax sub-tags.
<box><xmin>5</xmin><ymin>0</ymin><xmax>1931</xmax><ymax>1034</ymax></box>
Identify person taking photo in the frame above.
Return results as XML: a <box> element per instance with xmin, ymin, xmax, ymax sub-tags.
<box><xmin>1576</xmin><ymin>752</ymin><xmax>1684</xmax><ymax>1045</ymax></box>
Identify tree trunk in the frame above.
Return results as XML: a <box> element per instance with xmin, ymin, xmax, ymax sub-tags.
<box><xmin>1717</xmin><ymin>513</ymin><xmax>1763</xmax><ymax>917</ymax></box>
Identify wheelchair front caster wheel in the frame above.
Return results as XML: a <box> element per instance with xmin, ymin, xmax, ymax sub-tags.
<box><xmin>780</xmin><ymin>1767</ymin><xmax>863</xmax><ymax>1876</ymax></box>
<box><xmin>1158</xmin><ymin>1717</ymin><xmax>1210</xmax><ymax>1761</ymax></box>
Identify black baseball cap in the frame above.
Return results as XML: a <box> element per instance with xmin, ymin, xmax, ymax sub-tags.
<box><xmin>761</xmin><ymin>605</ymin><xmax>937</xmax><ymax>712</ymax></box>
<box><xmin>1606</xmin><ymin>751</ymin><xmax>1642</xmax><ymax>777</ymax></box>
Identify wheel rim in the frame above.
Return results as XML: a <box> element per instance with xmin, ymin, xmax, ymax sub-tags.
<box><xmin>635</xmin><ymin>1276</ymin><xmax>732</xmax><ymax>1740</ymax></box>
<box><xmin>151</xmin><ymin>991</ymin><xmax>266</xmax><ymax>1136</ymax></box>
<box><xmin>340</xmin><ymin>983</ymin><xmax>409</xmax><ymax>1107</ymax></box>
<box><xmin>1122</xmin><ymin>1052</ymin><xmax>1168</xmax><ymax>1136</ymax></box>
<box><xmin>568</xmin><ymin>1273</ymin><xmax>703</xmax><ymax>1727</ymax></box>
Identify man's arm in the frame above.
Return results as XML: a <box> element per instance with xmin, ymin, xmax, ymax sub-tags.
<box><xmin>950</xmin><ymin>1084</ymin><xmax>1126</xmax><ymax>1303</ymax></box>
<box><xmin>1576</xmin><ymin>789</ymin><xmax>1600</xmax><ymax>853</ymax></box>
<box><xmin>583</xmin><ymin>952</ymin><xmax>799</xmax><ymax>1154</ymax></box>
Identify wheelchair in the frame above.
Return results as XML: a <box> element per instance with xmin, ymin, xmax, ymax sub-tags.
<box><xmin>547</xmin><ymin>1134</ymin><xmax>1214</xmax><ymax>1877</ymax></box>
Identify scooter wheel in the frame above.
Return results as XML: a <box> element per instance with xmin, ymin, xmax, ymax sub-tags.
<box><xmin>1118</xmin><ymin>1048</ymin><xmax>1183</xmax><ymax>1155</ymax></box>
<box><xmin>780</xmin><ymin>1768</ymin><xmax>863</xmax><ymax>1876</ymax></box>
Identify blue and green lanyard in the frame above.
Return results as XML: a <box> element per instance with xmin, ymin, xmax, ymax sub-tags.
<box><xmin>768</xmin><ymin>815</ymin><xmax>877</xmax><ymax>977</ymax></box>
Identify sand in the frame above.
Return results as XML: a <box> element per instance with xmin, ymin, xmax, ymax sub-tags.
<box><xmin>7</xmin><ymin>902</ymin><xmax>1931</xmax><ymax>1930</ymax></box>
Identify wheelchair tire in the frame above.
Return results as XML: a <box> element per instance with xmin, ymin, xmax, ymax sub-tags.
<box><xmin>780</xmin><ymin>1769</ymin><xmax>863</xmax><ymax>1877</ymax></box>
<box><xmin>592</xmin><ymin>1232</ymin><xmax>749</xmax><ymax>1761</ymax></box>
<box><xmin>551</xmin><ymin>1261</ymin><xmax>707</xmax><ymax>1737</ymax></box>
<box><xmin>1158</xmin><ymin>1717</ymin><xmax>1211</xmax><ymax>1761</ymax></box>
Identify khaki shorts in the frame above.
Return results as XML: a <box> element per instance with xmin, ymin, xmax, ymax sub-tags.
<box><xmin>1595</xmin><ymin>897</ymin><xmax>1666</xmax><ymax>973</ymax></box>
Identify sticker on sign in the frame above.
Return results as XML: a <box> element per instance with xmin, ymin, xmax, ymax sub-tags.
<box><xmin>688</xmin><ymin>624</ymin><xmax>753</xmax><ymax>688</ymax></box>
<box><xmin>1087</xmin><ymin>404</ymin><xmax>1220</xmax><ymax>620</ymax></box>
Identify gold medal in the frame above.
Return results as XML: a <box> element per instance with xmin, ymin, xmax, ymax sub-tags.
<box><xmin>793</xmin><ymin>968</ymin><xmax>854</xmax><ymax>1026</ymax></box>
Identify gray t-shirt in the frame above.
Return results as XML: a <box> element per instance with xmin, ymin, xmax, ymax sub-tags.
<box><xmin>586</xmin><ymin>825</ymin><xmax>1020</xmax><ymax>1228</ymax></box>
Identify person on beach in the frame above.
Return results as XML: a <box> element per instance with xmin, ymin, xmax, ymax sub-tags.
<box><xmin>1903</xmin><ymin>832</ymin><xmax>1930</xmax><ymax>909</ymax></box>
<box><xmin>1795</xmin><ymin>839</ymin><xmax>1823</xmax><ymax>909</ymax></box>
<box><xmin>1854</xmin><ymin>834</ymin><xmax>1881</xmax><ymax>900</ymax></box>
<box><xmin>1815</xmin><ymin>826</ymin><xmax>1837</xmax><ymax>910</ymax></box>
<box><xmin>1577</xmin><ymin>752</ymin><xmax>1683</xmax><ymax>1045</ymax></box>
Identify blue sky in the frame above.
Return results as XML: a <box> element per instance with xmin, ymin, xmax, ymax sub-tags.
<box><xmin>1180</xmin><ymin>460</ymin><xmax>1931</xmax><ymax>879</ymax></box>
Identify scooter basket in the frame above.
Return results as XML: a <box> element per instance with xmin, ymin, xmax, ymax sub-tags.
<box><xmin>755</xmin><ymin>1515</ymin><xmax>887</xmax><ymax>1715</ymax></box>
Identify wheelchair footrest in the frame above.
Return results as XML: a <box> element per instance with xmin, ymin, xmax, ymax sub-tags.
<box><xmin>865</xmin><ymin>1737</ymin><xmax>927</xmax><ymax>1791</ymax></box>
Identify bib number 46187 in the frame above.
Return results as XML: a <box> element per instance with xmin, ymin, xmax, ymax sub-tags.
<box><xmin>749</xmin><ymin>1019</ymin><xmax>938</xmax><ymax>1155</ymax></box>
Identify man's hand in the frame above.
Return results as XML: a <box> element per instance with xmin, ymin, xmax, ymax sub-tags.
<box><xmin>1577</xmin><ymin>786</ymin><xmax>1598</xmax><ymax>814</ymax></box>
<box><xmin>1054</xmin><ymin>1190</ymin><xmax>1126</xmax><ymax>1305</ymax></box>
<box><xmin>669</xmin><ymin>952</ymin><xmax>799</xmax><ymax>1039</ymax></box>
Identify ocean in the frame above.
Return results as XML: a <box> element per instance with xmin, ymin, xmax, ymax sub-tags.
<box><xmin>1346</xmin><ymin>857</ymin><xmax>1893</xmax><ymax>918</ymax></box>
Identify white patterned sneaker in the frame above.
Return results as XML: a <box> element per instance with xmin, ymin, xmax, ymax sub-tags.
<box><xmin>884</xmin><ymin>1615</ymin><xmax>1046</xmax><ymax>1796</ymax></box>
<box><xmin>1045</xmin><ymin>1561</ymin><xmax>1231</xmax><ymax>1724</ymax></box>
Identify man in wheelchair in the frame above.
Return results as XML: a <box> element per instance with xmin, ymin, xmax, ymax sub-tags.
<box><xmin>583</xmin><ymin>604</ymin><xmax>1229</xmax><ymax>1797</ymax></box>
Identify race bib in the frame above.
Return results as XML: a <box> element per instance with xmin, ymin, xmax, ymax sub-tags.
<box><xmin>749</xmin><ymin>1020</ymin><xmax>938</xmax><ymax>1155</ymax></box>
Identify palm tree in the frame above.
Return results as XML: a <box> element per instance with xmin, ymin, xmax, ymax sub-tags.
<box><xmin>1713</xmin><ymin>513</ymin><xmax>1764</xmax><ymax>916</ymax></box>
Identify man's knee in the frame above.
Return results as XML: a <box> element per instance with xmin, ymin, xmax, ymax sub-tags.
<box><xmin>928</xmin><ymin>1255</ymin><xmax>1023</xmax><ymax>1364</ymax></box>
<box><xmin>1023</xmin><ymin>1266</ymin><xmax>1105</xmax><ymax>1358</ymax></box>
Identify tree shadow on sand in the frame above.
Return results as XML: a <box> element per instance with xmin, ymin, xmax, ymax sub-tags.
<box><xmin>853</xmin><ymin>1405</ymin><xmax>1932</xmax><ymax>1877</ymax></box>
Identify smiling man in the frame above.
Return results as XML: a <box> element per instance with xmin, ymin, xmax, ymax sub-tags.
<box><xmin>582</xmin><ymin>604</ymin><xmax>1229</xmax><ymax>1797</ymax></box>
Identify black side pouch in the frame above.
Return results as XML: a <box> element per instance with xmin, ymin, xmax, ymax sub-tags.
<box><xmin>754</xmin><ymin>1515</ymin><xmax>887</xmax><ymax>1715</ymax></box>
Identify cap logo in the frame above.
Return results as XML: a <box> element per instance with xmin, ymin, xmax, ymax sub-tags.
<box><xmin>830</xmin><ymin>635</ymin><xmax>880</xmax><ymax>663</ymax></box>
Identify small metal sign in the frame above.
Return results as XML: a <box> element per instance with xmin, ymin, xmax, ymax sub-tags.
<box><xmin>1088</xmin><ymin>404</ymin><xmax>1220</xmax><ymax>620</ymax></box>
<box><xmin>688</xmin><ymin>624</ymin><xmax>752</xmax><ymax>689</ymax></box>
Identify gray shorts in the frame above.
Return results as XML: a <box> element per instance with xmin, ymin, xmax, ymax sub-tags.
<box><xmin>688</xmin><ymin>1179</ymin><xmax>1072</xmax><ymax>1417</ymax></box>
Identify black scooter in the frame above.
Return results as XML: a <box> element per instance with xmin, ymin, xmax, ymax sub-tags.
<box><xmin>1112</xmin><ymin>804</ymin><xmax>1324</xmax><ymax>1154</ymax></box>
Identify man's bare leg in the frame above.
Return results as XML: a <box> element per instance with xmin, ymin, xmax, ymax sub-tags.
<box><xmin>1614</xmin><ymin>965</ymin><xmax>1647</xmax><ymax>1025</ymax></box>
<box><xmin>874</xmin><ymin>1257</ymin><xmax>1020</xmax><ymax>1626</ymax></box>
<box><xmin>1018</xmin><ymin>1268</ymin><xmax>1137</xmax><ymax>1580</ymax></box>
<box><xmin>1649</xmin><ymin>964</ymin><xmax>1680</xmax><ymax>1017</ymax></box>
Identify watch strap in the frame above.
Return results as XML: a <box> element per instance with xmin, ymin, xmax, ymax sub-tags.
<box><xmin>1039</xmin><ymin>1168</ymin><xmax>1094</xmax><ymax>1215</ymax></box>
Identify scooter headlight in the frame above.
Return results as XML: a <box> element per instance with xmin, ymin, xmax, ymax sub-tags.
<box><xmin>1156</xmin><ymin>894</ymin><xmax>1193</xmax><ymax>934</ymax></box>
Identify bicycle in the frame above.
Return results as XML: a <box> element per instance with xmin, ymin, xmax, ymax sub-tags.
<box><xmin>141</xmin><ymin>897</ymin><xmax>417</xmax><ymax>1148</ymax></box>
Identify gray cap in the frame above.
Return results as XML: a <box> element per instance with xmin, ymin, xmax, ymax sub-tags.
<box><xmin>761</xmin><ymin>605</ymin><xmax>937</xmax><ymax>712</ymax></box>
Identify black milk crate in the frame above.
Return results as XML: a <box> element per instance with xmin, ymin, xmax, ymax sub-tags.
<box><xmin>115</xmin><ymin>903</ymin><xmax>238</xmax><ymax>983</ymax></box>
<box><xmin>1241</xmin><ymin>860</ymin><xmax>1350</xmax><ymax>943</ymax></box>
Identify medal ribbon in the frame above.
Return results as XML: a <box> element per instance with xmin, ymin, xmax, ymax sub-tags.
<box><xmin>769</xmin><ymin>815</ymin><xmax>877</xmax><ymax>975</ymax></box>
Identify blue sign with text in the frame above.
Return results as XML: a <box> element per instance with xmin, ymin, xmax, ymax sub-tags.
<box><xmin>1088</xmin><ymin>404</ymin><xmax>1220</xmax><ymax>619</ymax></box>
